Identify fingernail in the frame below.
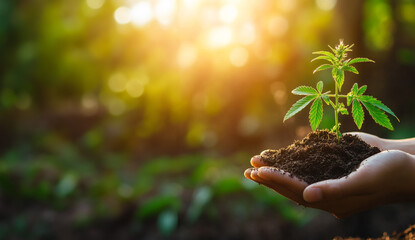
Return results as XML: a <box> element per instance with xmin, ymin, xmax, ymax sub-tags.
<box><xmin>304</xmin><ymin>187</ymin><xmax>322</xmax><ymax>202</ymax></box>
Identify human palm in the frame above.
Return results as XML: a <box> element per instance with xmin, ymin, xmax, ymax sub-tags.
<box><xmin>244</xmin><ymin>133</ymin><xmax>415</xmax><ymax>218</ymax></box>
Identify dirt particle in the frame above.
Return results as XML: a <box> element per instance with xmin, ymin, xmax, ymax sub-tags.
<box><xmin>260</xmin><ymin>130</ymin><xmax>380</xmax><ymax>184</ymax></box>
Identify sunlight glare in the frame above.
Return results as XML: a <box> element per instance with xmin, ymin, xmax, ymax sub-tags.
<box><xmin>181</xmin><ymin>0</ymin><xmax>199</xmax><ymax>11</ymax></box>
<box><xmin>268</xmin><ymin>16</ymin><xmax>289</xmax><ymax>37</ymax></box>
<box><xmin>316</xmin><ymin>0</ymin><xmax>337</xmax><ymax>11</ymax></box>
<box><xmin>238</xmin><ymin>22</ymin><xmax>256</xmax><ymax>45</ymax></box>
<box><xmin>87</xmin><ymin>0</ymin><xmax>105</xmax><ymax>9</ymax></box>
<box><xmin>278</xmin><ymin>0</ymin><xmax>296</xmax><ymax>12</ymax></box>
<box><xmin>207</xmin><ymin>26</ymin><xmax>233</xmax><ymax>48</ymax></box>
<box><xmin>155</xmin><ymin>0</ymin><xmax>176</xmax><ymax>26</ymax></box>
<box><xmin>229</xmin><ymin>47</ymin><xmax>249</xmax><ymax>67</ymax></box>
<box><xmin>219</xmin><ymin>4</ymin><xmax>238</xmax><ymax>23</ymax></box>
<box><xmin>131</xmin><ymin>1</ymin><xmax>153</xmax><ymax>27</ymax></box>
<box><xmin>177</xmin><ymin>43</ymin><xmax>198</xmax><ymax>68</ymax></box>
<box><xmin>114</xmin><ymin>7</ymin><xmax>131</xmax><ymax>24</ymax></box>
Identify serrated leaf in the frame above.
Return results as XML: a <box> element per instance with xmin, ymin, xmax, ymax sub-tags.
<box><xmin>339</xmin><ymin>108</ymin><xmax>349</xmax><ymax>115</ymax></box>
<box><xmin>311</xmin><ymin>55</ymin><xmax>334</xmax><ymax>63</ymax></box>
<box><xmin>292</xmin><ymin>86</ymin><xmax>318</xmax><ymax>95</ymax></box>
<box><xmin>309</xmin><ymin>98</ymin><xmax>323</xmax><ymax>131</ymax></box>
<box><xmin>322</xmin><ymin>95</ymin><xmax>330</xmax><ymax>105</ymax></box>
<box><xmin>347</xmin><ymin>93</ymin><xmax>352</xmax><ymax>106</ymax></box>
<box><xmin>352</xmin><ymin>83</ymin><xmax>358</xmax><ymax>96</ymax></box>
<box><xmin>335</xmin><ymin>69</ymin><xmax>344</xmax><ymax>91</ymax></box>
<box><xmin>284</xmin><ymin>95</ymin><xmax>317</xmax><ymax>122</ymax></box>
<box><xmin>342</xmin><ymin>65</ymin><xmax>359</xmax><ymax>74</ymax></box>
<box><xmin>361</xmin><ymin>101</ymin><xmax>393</xmax><ymax>130</ymax></box>
<box><xmin>312</xmin><ymin>51</ymin><xmax>336</xmax><ymax>59</ymax></box>
<box><xmin>316</xmin><ymin>81</ymin><xmax>323</xmax><ymax>93</ymax></box>
<box><xmin>352</xmin><ymin>99</ymin><xmax>364</xmax><ymax>129</ymax></box>
<box><xmin>357</xmin><ymin>85</ymin><xmax>367</xmax><ymax>96</ymax></box>
<box><xmin>348</xmin><ymin>57</ymin><xmax>375</xmax><ymax>65</ymax></box>
<box><xmin>313</xmin><ymin>64</ymin><xmax>332</xmax><ymax>74</ymax></box>
<box><xmin>359</xmin><ymin>95</ymin><xmax>399</xmax><ymax>121</ymax></box>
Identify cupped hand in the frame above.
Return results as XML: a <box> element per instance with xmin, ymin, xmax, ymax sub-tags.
<box><xmin>244</xmin><ymin>135</ymin><xmax>415</xmax><ymax>218</ymax></box>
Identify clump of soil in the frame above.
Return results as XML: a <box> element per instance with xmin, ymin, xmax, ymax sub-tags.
<box><xmin>333</xmin><ymin>224</ymin><xmax>415</xmax><ymax>240</ymax></box>
<box><xmin>260</xmin><ymin>130</ymin><xmax>380</xmax><ymax>184</ymax></box>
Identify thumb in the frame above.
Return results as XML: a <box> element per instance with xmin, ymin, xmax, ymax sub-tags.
<box><xmin>303</xmin><ymin>178</ymin><xmax>351</xmax><ymax>203</ymax></box>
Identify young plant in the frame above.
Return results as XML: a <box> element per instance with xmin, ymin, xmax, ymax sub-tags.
<box><xmin>283</xmin><ymin>40</ymin><xmax>399</xmax><ymax>141</ymax></box>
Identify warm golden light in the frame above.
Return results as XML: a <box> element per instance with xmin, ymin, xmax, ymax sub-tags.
<box><xmin>87</xmin><ymin>0</ymin><xmax>105</xmax><ymax>9</ymax></box>
<box><xmin>126</xmin><ymin>79</ymin><xmax>145</xmax><ymax>98</ymax></box>
<box><xmin>237</xmin><ymin>22</ymin><xmax>256</xmax><ymax>45</ymax></box>
<box><xmin>268</xmin><ymin>16</ymin><xmax>289</xmax><ymax>37</ymax></box>
<box><xmin>108</xmin><ymin>73</ymin><xmax>127</xmax><ymax>92</ymax></box>
<box><xmin>219</xmin><ymin>4</ymin><xmax>238</xmax><ymax>24</ymax></box>
<box><xmin>114</xmin><ymin>7</ymin><xmax>131</xmax><ymax>24</ymax></box>
<box><xmin>177</xmin><ymin>43</ymin><xmax>198</xmax><ymax>68</ymax></box>
<box><xmin>207</xmin><ymin>26</ymin><xmax>233</xmax><ymax>48</ymax></box>
<box><xmin>154</xmin><ymin>0</ymin><xmax>176</xmax><ymax>26</ymax></box>
<box><xmin>316</xmin><ymin>0</ymin><xmax>337</xmax><ymax>11</ymax></box>
<box><xmin>229</xmin><ymin>47</ymin><xmax>249</xmax><ymax>67</ymax></box>
<box><xmin>131</xmin><ymin>1</ymin><xmax>153</xmax><ymax>27</ymax></box>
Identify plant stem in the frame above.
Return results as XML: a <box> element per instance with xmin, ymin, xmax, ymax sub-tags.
<box><xmin>327</xmin><ymin>94</ymin><xmax>347</xmax><ymax>98</ymax></box>
<box><xmin>334</xmin><ymin>74</ymin><xmax>340</xmax><ymax>142</ymax></box>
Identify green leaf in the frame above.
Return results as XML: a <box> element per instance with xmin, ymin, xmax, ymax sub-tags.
<box><xmin>339</xmin><ymin>108</ymin><xmax>349</xmax><ymax>115</ymax></box>
<box><xmin>347</xmin><ymin>93</ymin><xmax>352</xmax><ymax>106</ymax></box>
<box><xmin>292</xmin><ymin>86</ymin><xmax>318</xmax><ymax>95</ymax></box>
<box><xmin>312</xmin><ymin>51</ymin><xmax>336</xmax><ymax>59</ymax></box>
<box><xmin>348</xmin><ymin>57</ymin><xmax>375</xmax><ymax>65</ymax></box>
<box><xmin>352</xmin><ymin>99</ymin><xmax>364</xmax><ymax>129</ymax></box>
<box><xmin>283</xmin><ymin>95</ymin><xmax>317</xmax><ymax>122</ymax></box>
<box><xmin>359</xmin><ymin>95</ymin><xmax>399</xmax><ymax>121</ymax></box>
<box><xmin>357</xmin><ymin>85</ymin><xmax>367</xmax><ymax>96</ymax></box>
<box><xmin>309</xmin><ymin>98</ymin><xmax>323</xmax><ymax>131</ymax></box>
<box><xmin>322</xmin><ymin>95</ymin><xmax>330</xmax><ymax>105</ymax></box>
<box><xmin>335</xmin><ymin>69</ymin><xmax>345</xmax><ymax>91</ymax></box>
<box><xmin>313</xmin><ymin>64</ymin><xmax>332</xmax><ymax>74</ymax></box>
<box><xmin>311</xmin><ymin>55</ymin><xmax>334</xmax><ymax>63</ymax></box>
<box><xmin>361</xmin><ymin>101</ymin><xmax>394</xmax><ymax>130</ymax></box>
<box><xmin>316</xmin><ymin>81</ymin><xmax>323</xmax><ymax>93</ymax></box>
<box><xmin>342</xmin><ymin>65</ymin><xmax>359</xmax><ymax>74</ymax></box>
<box><xmin>352</xmin><ymin>83</ymin><xmax>358</xmax><ymax>96</ymax></box>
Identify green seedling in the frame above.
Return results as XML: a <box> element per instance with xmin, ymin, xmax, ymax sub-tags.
<box><xmin>283</xmin><ymin>40</ymin><xmax>399</xmax><ymax>141</ymax></box>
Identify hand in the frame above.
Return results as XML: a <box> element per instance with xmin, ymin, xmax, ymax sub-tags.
<box><xmin>244</xmin><ymin>134</ymin><xmax>415</xmax><ymax>218</ymax></box>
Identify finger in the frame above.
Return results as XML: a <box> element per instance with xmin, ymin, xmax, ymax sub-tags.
<box><xmin>306</xmin><ymin>192</ymin><xmax>386</xmax><ymax>218</ymax></box>
<box><xmin>250</xmin><ymin>155</ymin><xmax>268</xmax><ymax>168</ymax></box>
<box><xmin>257</xmin><ymin>167</ymin><xmax>308</xmax><ymax>194</ymax></box>
<box><xmin>251</xmin><ymin>168</ymin><xmax>307</xmax><ymax>204</ymax></box>
<box><xmin>244</xmin><ymin>168</ymin><xmax>255</xmax><ymax>181</ymax></box>
<box><xmin>303</xmin><ymin>152</ymin><xmax>387</xmax><ymax>203</ymax></box>
<box><xmin>303</xmin><ymin>171</ymin><xmax>373</xmax><ymax>203</ymax></box>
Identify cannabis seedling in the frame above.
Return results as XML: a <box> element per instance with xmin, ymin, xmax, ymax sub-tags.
<box><xmin>283</xmin><ymin>40</ymin><xmax>399</xmax><ymax>141</ymax></box>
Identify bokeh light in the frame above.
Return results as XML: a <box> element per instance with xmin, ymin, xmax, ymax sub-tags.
<box><xmin>219</xmin><ymin>4</ymin><xmax>238</xmax><ymax>23</ymax></box>
<box><xmin>316</xmin><ymin>0</ymin><xmax>337</xmax><ymax>11</ymax></box>
<box><xmin>131</xmin><ymin>1</ymin><xmax>153</xmax><ymax>27</ymax></box>
<box><xmin>114</xmin><ymin>6</ymin><xmax>131</xmax><ymax>24</ymax></box>
<box><xmin>229</xmin><ymin>47</ymin><xmax>249</xmax><ymax>67</ymax></box>
<box><xmin>86</xmin><ymin>0</ymin><xmax>105</xmax><ymax>9</ymax></box>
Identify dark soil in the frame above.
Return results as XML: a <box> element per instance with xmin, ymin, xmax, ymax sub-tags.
<box><xmin>260</xmin><ymin>130</ymin><xmax>381</xmax><ymax>184</ymax></box>
<box><xmin>333</xmin><ymin>224</ymin><xmax>415</xmax><ymax>240</ymax></box>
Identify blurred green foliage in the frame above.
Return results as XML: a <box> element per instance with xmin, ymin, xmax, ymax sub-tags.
<box><xmin>0</xmin><ymin>0</ymin><xmax>415</xmax><ymax>238</ymax></box>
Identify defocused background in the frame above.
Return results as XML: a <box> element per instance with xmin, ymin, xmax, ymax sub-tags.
<box><xmin>1</xmin><ymin>0</ymin><xmax>415</xmax><ymax>239</ymax></box>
